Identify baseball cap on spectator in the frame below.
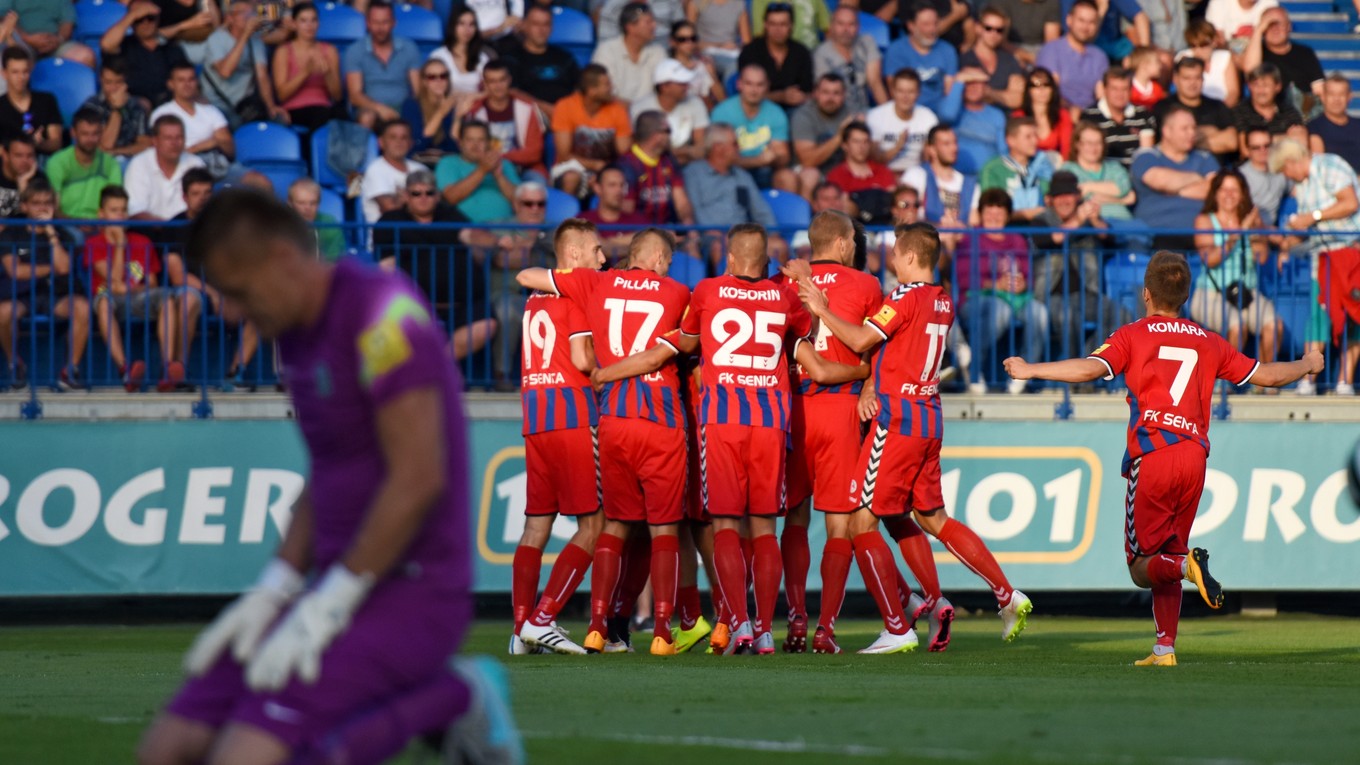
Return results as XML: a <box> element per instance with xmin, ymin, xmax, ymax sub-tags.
<box><xmin>1048</xmin><ymin>171</ymin><xmax>1081</xmax><ymax>198</ymax></box>
<box><xmin>653</xmin><ymin>59</ymin><xmax>697</xmax><ymax>86</ymax></box>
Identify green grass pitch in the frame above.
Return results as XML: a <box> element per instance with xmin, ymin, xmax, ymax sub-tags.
<box><xmin>2</xmin><ymin>614</ymin><xmax>1358</xmax><ymax>764</ymax></box>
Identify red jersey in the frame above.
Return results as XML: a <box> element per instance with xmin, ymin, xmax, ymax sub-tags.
<box><xmin>520</xmin><ymin>292</ymin><xmax>597</xmax><ymax>435</ymax></box>
<box><xmin>550</xmin><ymin>266</ymin><xmax>691</xmax><ymax>428</ymax></box>
<box><xmin>865</xmin><ymin>282</ymin><xmax>954</xmax><ymax>438</ymax></box>
<box><xmin>1088</xmin><ymin>316</ymin><xmax>1258</xmax><ymax>475</ymax></box>
<box><xmin>83</xmin><ymin>233</ymin><xmax>161</xmax><ymax>296</ymax></box>
<box><xmin>793</xmin><ymin>260</ymin><xmax>883</xmax><ymax>396</ymax></box>
<box><xmin>679</xmin><ymin>275</ymin><xmax>812</xmax><ymax>430</ymax></box>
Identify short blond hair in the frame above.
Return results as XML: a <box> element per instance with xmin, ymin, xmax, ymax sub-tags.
<box><xmin>1268</xmin><ymin>138</ymin><xmax>1309</xmax><ymax>173</ymax></box>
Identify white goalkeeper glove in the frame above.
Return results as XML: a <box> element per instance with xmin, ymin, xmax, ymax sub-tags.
<box><xmin>245</xmin><ymin>564</ymin><xmax>374</xmax><ymax>691</ymax></box>
<box><xmin>184</xmin><ymin>559</ymin><xmax>304</xmax><ymax>676</ymax></box>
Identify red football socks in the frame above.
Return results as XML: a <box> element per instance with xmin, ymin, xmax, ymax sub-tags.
<box><xmin>1151</xmin><ymin>581</ymin><xmax>1182</xmax><ymax>648</ymax></box>
<box><xmin>1146</xmin><ymin>554</ymin><xmax>1186</xmax><ymax>586</ymax></box>
<box><xmin>853</xmin><ymin>532</ymin><xmax>908</xmax><ymax>635</ymax></box>
<box><xmin>937</xmin><ymin>518</ymin><xmax>1014</xmax><ymax>607</ymax></box>
<box><xmin>752</xmin><ymin>533</ymin><xmax>783</xmax><ymax>636</ymax></box>
<box><xmin>894</xmin><ymin>566</ymin><xmax>914</xmax><ymax>612</ymax></box>
<box><xmin>650</xmin><ymin>534</ymin><xmax>679</xmax><ymax>641</ymax></box>
<box><xmin>588</xmin><ymin>533</ymin><xmax>624</xmax><ymax>635</ymax></box>
<box><xmin>511</xmin><ymin>545</ymin><xmax>542</xmax><ymax>634</ymax></box>
<box><xmin>678</xmin><ymin>585</ymin><xmax>702</xmax><ymax>631</ymax></box>
<box><xmin>713</xmin><ymin>529</ymin><xmax>749</xmax><ymax>626</ymax></box>
<box><xmin>780</xmin><ymin>523</ymin><xmax>809</xmax><ymax>621</ymax></box>
<box><xmin>528</xmin><ymin>542</ymin><xmax>592</xmax><ymax>628</ymax></box>
<box><xmin>612</xmin><ymin>532</ymin><xmax>652</xmax><ymax>618</ymax></box>
<box><xmin>887</xmin><ymin>515</ymin><xmax>942</xmax><ymax>602</ymax></box>
<box><xmin>740</xmin><ymin>535</ymin><xmax>755</xmax><ymax>590</ymax></box>
<box><xmin>817</xmin><ymin>537</ymin><xmax>853</xmax><ymax>632</ymax></box>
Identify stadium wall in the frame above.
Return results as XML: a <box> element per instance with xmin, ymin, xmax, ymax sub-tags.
<box><xmin>1</xmin><ymin>412</ymin><xmax>1357</xmax><ymax>596</ymax></box>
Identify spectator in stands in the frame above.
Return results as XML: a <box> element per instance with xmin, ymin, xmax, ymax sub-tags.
<box><xmin>989</xmin><ymin>0</ymin><xmax>1061</xmax><ymax>61</ymax></box>
<box><xmin>153</xmin><ymin>0</ymin><xmax>221</xmax><ymax>58</ymax></box>
<box><xmin>83</xmin><ymin>58</ymin><xmax>153</xmax><ymax>161</ymax></box>
<box><xmin>361</xmin><ymin>118</ymin><xmax>428</xmax><ymax>224</ymax></box>
<box><xmin>955</xmin><ymin>187</ymin><xmax>1048</xmax><ymax>394</ymax></box>
<box><xmin>270</xmin><ymin>2</ymin><xmax>343</xmax><ymax>132</ymax></box>
<box><xmin>1154</xmin><ymin>57</ymin><xmax>1238</xmax><ymax>166</ymax></box>
<box><xmin>1205</xmin><ymin>0</ymin><xmax>1277</xmax><ymax>58</ymax></box>
<box><xmin>1036</xmin><ymin>0</ymin><xmax>1106</xmax><ymax>110</ymax></box>
<box><xmin>711</xmin><ymin>64</ymin><xmax>796</xmax><ymax>191</ymax></box>
<box><xmin>344</xmin><ymin>1</ymin><xmax>423</xmax><ymax>129</ymax></box>
<box><xmin>85</xmin><ymin>185</ymin><xmax>181</xmax><ymax>392</ymax></box>
<box><xmin>1190</xmin><ymin>167</ymin><xmax>1280</xmax><ymax>365</ymax></box>
<box><xmin>468</xmin><ymin>61</ymin><xmax>548</xmax><ymax>181</ymax></box>
<box><xmin>1239</xmin><ymin>126</ymin><xmax>1287</xmax><ymax>226</ymax></box>
<box><xmin>951</xmin><ymin>73</ymin><xmax>1007</xmax><ymax>173</ymax></box>
<box><xmin>979</xmin><ymin>116</ymin><xmax>1054</xmax><ymax>222</ymax></box>
<box><xmin>124</xmin><ymin>115</ymin><xmax>207</xmax><ymax>221</ymax></box>
<box><xmin>1309</xmin><ymin>75</ymin><xmax>1360</xmax><ymax>174</ymax></box>
<box><xmin>1030</xmin><ymin>169</ymin><xmax>1127</xmax><ymax>357</ymax></box>
<box><xmin>593</xmin><ymin>3</ymin><xmax>667</xmax><ymax>105</ymax></box>
<box><xmin>960</xmin><ymin>5</ymin><xmax>1025</xmax><ymax>111</ymax></box>
<box><xmin>430</xmin><ymin>7</ymin><xmax>493</xmax><ymax>103</ymax></box>
<box><xmin>0</xmin><ymin>133</ymin><xmax>38</xmax><ymax>217</ymax></box>
<box><xmin>1126</xmin><ymin>46</ymin><xmax>1165</xmax><ymax>109</ymax></box>
<box><xmin>204</xmin><ymin>0</ymin><xmax>286</xmax><ymax>129</ymax></box>
<box><xmin>751</xmin><ymin>0</ymin><xmax>829</xmax><ymax>52</ymax></box>
<box><xmin>814</xmin><ymin>6</ymin><xmax>886</xmax><ymax>117</ymax></box>
<box><xmin>1016</xmin><ymin>67</ymin><xmax>1072</xmax><ymax>161</ymax></box>
<box><xmin>864</xmin><ymin>183</ymin><xmax>922</xmax><ymax>288</ymax></box>
<box><xmin>598</xmin><ymin>0</ymin><xmax>684</xmax><ymax>45</ymax></box>
<box><xmin>738</xmin><ymin>3</ymin><xmax>814</xmax><ymax>109</ymax></box>
<box><xmin>1080</xmin><ymin>68</ymin><xmax>1156</xmax><ymax>169</ymax></box>
<box><xmin>437</xmin><ymin>120</ymin><xmax>522</xmax><ymax>222</ymax></box>
<box><xmin>3</xmin><ymin>0</ymin><xmax>95</xmax><ymax>69</ymax></box>
<box><xmin>495</xmin><ymin>4</ymin><xmax>580</xmax><ymax>120</ymax></box>
<box><xmin>46</xmin><ymin>108</ymin><xmax>122</xmax><ymax>221</ymax></box>
<box><xmin>151</xmin><ymin>63</ymin><xmax>236</xmax><ymax>181</ymax></box>
<box><xmin>100</xmin><ymin>2</ymin><xmax>191</xmax><ymax>107</ymax></box>
<box><xmin>580</xmin><ymin>164</ymin><xmax>648</xmax><ymax>260</ymax></box>
<box><xmin>631</xmin><ymin>59</ymin><xmax>710</xmax><ymax>164</ymax></box>
<box><xmin>682</xmin><ymin>123</ymin><xmax>783</xmax><ymax>263</ymax></box>
<box><xmin>668</xmin><ymin>20</ymin><xmax>723</xmax><ymax>107</ymax></box>
<box><xmin>867</xmin><ymin>67</ymin><xmax>937</xmax><ymax>176</ymax></box>
<box><xmin>1233</xmin><ymin>65</ymin><xmax>1307</xmax><ymax>154</ymax></box>
<box><xmin>1062</xmin><ymin>120</ymin><xmax>1135</xmax><ymax>220</ymax></box>
<box><xmin>791</xmin><ymin>179</ymin><xmax>849</xmax><ymax>255</ymax></box>
<box><xmin>550</xmin><ymin>64</ymin><xmax>633</xmax><ymax>196</ymax></box>
<box><xmin>1274</xmin><ymin>138</ymin><xmax>1360</xmax><ymax>395</ymax></box>
<box><xmin>0</xmin><ymin>179</ymin><xmax>89</xmax><ymax>389</ymax></box>
<box><xmin>791</xmin><ymin>72</ymin><xmax>855</xmax><ymax>197</ymax></box>
<box><xmin>373</xmin><ymin>168</ymin><xmax>497</xmax><ymax>361</ymax></box>
<box><xmin>1061</xmin><ymin>0</ymin><xmax>1153</xmax><ymax>65</ymax></box>
<box><xmin>0</xmin><ymin>48</ymin><xmax>60</xmax><ymax>154</ymax></box>
<box><xmin>618</xmin><ymin>110</ymin><xmax>697</xmax><ymax>226</ymax></box>
<box><xmin>487</xmin><ymin>182</ymin><xmax>557</xmax><ymax>389</ymax></box>
<box><xmin>405</xmin><ymin>58</ymin><xmax>460</xmax><ymax>157</ymax></box>
<box><xmin>884</xmin><ymin>4</ymin><xmax>958</xmax><ymax>115</ymax></box>
<box><xmin>1242</xmin><ymin>8</ymin><xmax>1323</xmax><ymax>114</ymax></box>
<box><xmin>1144</xmin><ymin>0</ymin><xmax>1187</xmax><ymax>54</ymax></box>
<box><xmin>1132</xmin><ymin>106</ymin><xmax>1219</xmax><ymax>250</ymax></box>
<box><xmin>1179</xmin><ymin>20</ymin><xmax>1240</xmax><ymax>108</ymax></box>
<box><xmin>903</xmin><ymin>125</ymin><xmax>980</xmax><ymax>228</ymax></box>
<box><xmin>463</xmin><ymin>0</ymin><xmax>524</xmax><ymax>39</ymax></box>
<box><xmin>287</xmin><ymin>178</ymin><xmax>344</xmax><ymax>261</ymax></box>
<box><xmin>827</xmin><ymin>121</ymin><xmax>896</xmax><ymax>221</ymax></box>
<box><xmin>690</xmin><ymin>0</ymin><xmax>750</xmax><ymax>82</ymax></box>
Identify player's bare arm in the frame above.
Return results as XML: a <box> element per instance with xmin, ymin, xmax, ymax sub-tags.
<box><xmin>590</xmin><ymin>342</ymin><xmax>679</xmax><ymax>389</ymax></box>
<box><xmin>793</xmin><ymin>339</ymin><xmax>871</xmax><ymax>385</ymax></box>
<box><xmin>570</xmin><ymin>335</ymin><xmax>595</xmax><ymax>375</ymax></box>
<box><xmin>515</xmin><ymin>267</ymin><xmax>557</xmax><ymax>294</ymax></box>
<box><xmin>1248</xmin><ymin>350</ymin><xmax>1326</xmax><ymax>388</ymax></box>
<box><xmin>1005</xmin><ymin>357</ymin><xmax>1107</xmax><ymax>383</ymax></box>
<box><xmin>276</xmin><ymin>487</ymin><xmax>316</xmax><ymax>575</ymax></box>
<box><xmin>796</xmin><ymin>281</ymin><xmax>883</xmax><ymax>354</ymax></box>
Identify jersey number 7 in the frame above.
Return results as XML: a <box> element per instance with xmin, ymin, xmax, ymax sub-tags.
<box><xmin>1158</xmin><ymin>345</ymin><xmax>1199</xmax><ymax>406</ymax></box>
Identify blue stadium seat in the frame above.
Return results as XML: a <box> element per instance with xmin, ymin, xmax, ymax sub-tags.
<box><xmin>33</xmin><ymin>59</ymin><xmax>97</xmax><ymax>126</ymax></box>
<box><xmin>76</xmin><ymin>0</ymin><xmax>127</xmax><ymax>48</ymax></box>
<box><xmin>549</xmin><ymin>7</ymin><xmax>595</xmax><ymax>69</ymax></box>
<box><xmin>259</xmin><ymin>166</ymin><xmax>306</xmax><ymax>200</ymax></box>
<box><xmin>431</xmin><ymin>0</ymin><xmax>455</xmax><ymax>22</ymax></box>
<box><xmin>234</xmin><ymin>121</ymin><xmax>303</xmax><ymax>164</ymax></box>
<box><xmin>395</xmin><ymin>3</ymin><xmax>444</xmax><ymax>53</ymax></box>
<box><xmin>318</xmin><ymin>186</ymin><xmax>347</xmax><ymax>223</ymax></box>
<box><xmin>762</xmin><ymin>189</ymin><xmax>812</xmax><ymax>230</ymax></box>
<box><xmin>316</xmin><ymin>2</ymin><xmax>366</xmax><ymax>46</ymax></box>
<box><xmin>859</xmin><ymin>12</ymin><xmax>890</xmax><ymax>51</ymax></box>
<box><xmin>310</xmin><ymin>123</ymin><xmax>379</xmax><ymax>190</ymax></box>
<box><xmin>545</xmin><ymin>187</ymin><xmax>581</xmax><ymax>225</ymax></box>
<box><xmin>1103</xmin><ymin>252</ymin><xmax>1150</xmax><ymax>319</ymax></box>
<box><xmin>670</xmin><ymin>251</ymin><xmax>707</xmax><ymax>289</ymax></box>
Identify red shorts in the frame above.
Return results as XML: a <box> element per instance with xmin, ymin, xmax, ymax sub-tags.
<box><xmin>1124</xmin><ymin>440</ymin><xmax>1207</xmax><ymax>565</ymax></box>
<box><xmin>597</xmin><ymin>416</ymin><xmax>687</xmax><ymax>525</ymax></box>
<box><xmin>852</xmin><ymin>424</ymin><xmax>944</xmax><ymax>517</ymax></box>
<box><xmin>786</xmin><ymin>393</ymin><xmax>863</xmax><ymax>513</ymax></box>
<box><xmin>525</xmin><ymin>427</ymin><xmax>601</xmax><ymax>517</ymax></box>
<box><xmin>701</xmin><ymin>423</ymin><xmax>787</xmax><ymax>518</ymax></box>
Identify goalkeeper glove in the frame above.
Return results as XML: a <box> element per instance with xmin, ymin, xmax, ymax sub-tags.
<box><xmin>245</xmin><ymin>564</ymin><xmax>373</xmax><ymax>691</ymax></box>
<box><xmin>183</xmin><ymin>559</ymin><xmax>304</xmax><ymax>676</ymax></box>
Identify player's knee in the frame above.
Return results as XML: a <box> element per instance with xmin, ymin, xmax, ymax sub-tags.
<box><xmin>912</xmin><ymin>508</ymin><xmax>945</xmax><ymax>536</ymax></box>
<box><xmin>135</xmin><ymin>727</ymin><xmax>188</xmax><ymax>765</ymax></box>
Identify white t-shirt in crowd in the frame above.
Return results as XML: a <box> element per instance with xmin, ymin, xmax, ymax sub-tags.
<box><xmin>123</xmin><ymin>149</ymin><xmax>207</xmax><ymax>219</ymax></box>
<box><xmin>865</xmin><ymin>102</ymin><xmax>938</xmax><ymax>174</ymax></box>
<box><xmin>1205</xmin><ymin>0</ymin><xmax>1279</xmax><ymax>52</ymax></box>
<box><xmin>630</xmin><ymin>94</ymin><xmax>711</xmax><ymax>152</ymax></box>
<box><xmin>149</xmin><ymin>100</ymin><xmax>230</xmax><ymax>150</ymax></box>
<box><xmin>361</xmin><ymin>156</ymin><xmax>430</xmax><ymax>223</ymax></box>
<box><xmin>427</xmin><ymin>48</ymin><xmax>492</xmax><ymax>95</ymax></box>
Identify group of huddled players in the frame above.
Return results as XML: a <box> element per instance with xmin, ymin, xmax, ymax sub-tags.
<box><xmin>509</xmin><ymin>213</ymin><xmax>1033</xmax><ymax>657</ymax></box>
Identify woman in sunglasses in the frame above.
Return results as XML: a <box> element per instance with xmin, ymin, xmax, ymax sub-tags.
<box><xmin>1013</xmin><ymin>68</ymin><xmax>1071</xmax><ymax>162</ymax></box>
<box><xmin>669</xmin><ymin>20</ymin><xmax>724</xmax><ymax>107</ymax></box>
<box><xmin>405</xmin><ymin>59</ymin><xmax>461</xmax><ymax>158</ymax></box>
<box><xmin>429</xmin><ymin>8</ymin><xmax>491</xmax><ymax>103</ymax></box>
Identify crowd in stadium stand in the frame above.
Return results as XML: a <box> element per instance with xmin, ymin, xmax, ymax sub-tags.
<box><xmin>1</xmin><ymin>0</ymin><xmax>1360</xmax><ymax>394</ymax></box>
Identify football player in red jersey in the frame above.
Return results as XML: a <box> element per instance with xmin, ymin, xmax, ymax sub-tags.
<box><xmin>517</xmin><ymin>226</ymin><xmax>693</xmax><ymax>655</ymax></box>
<box><xmin>511</xmin><ymin>220</ymin><xmax>607</xmax><ymax>656</ymax></box>
<box><xmin>1005</xmin><ymin>251</ymin><xmax>1323</xmax><ymax>665</ymax></box>
<box><xmin>792</xmin><ymin>222</ymin><xmax>1033</xmax><ymax>653</ymax></box>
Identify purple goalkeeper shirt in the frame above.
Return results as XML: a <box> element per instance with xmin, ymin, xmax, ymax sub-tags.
<box><xmin>277</xmin><ymin>259</ymin><xmax>471</xmax><ymax>594</ymax></box>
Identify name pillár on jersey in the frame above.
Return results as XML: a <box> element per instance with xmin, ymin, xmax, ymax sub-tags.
<box><xmin>1087</xmin><ymin>316</ymin><xmax>1259</xmax><ymax>475</ymax></box>
<box><xmin>520</xmin><ymin>292</ymin><xmax>598</xmax><ymax>435</ymax></box>
<box><xmin>789</xmin><ymin>261</ymin><xmax>884</xmax><ymax>397</ymax></box>
<box><xmin>865</xmin><ymin>282</ymin><xmax>954</xmax><ymax>439</ymax></box>
<box><xmin>550</xmin><ymin>266</ymin><xmax>691</xmax><ymax>428</ymax></box>
<box><xmin>679</xmin><ymin>275</ymin><xmax>812</xmax><ymax>430</ymax></box>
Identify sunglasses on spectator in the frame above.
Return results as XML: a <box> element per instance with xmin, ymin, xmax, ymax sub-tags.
<box><xmin>1248</xmin><ymin>143</ymin><xmax>1271</xmax><ymax>150</ymax></box>
<box><xmin>425</xmin><ymin>72</ymin><xmax>449</xmax><ymax>80</ymax></box>
<box><xmin>896</xmin><ymin>200</ymin><xmax>920</xmax><ymax>209</ymax></box>
<box><xmin>408</xmin><ymin>189</ymin><xmax>437</xmax><ymax>197</ymax></box>
<box><xmin>673</xmin><ymin>34</ymin><xmax>698</xmax><ymax>42</ymax></box>
<box><xmin>138</xmin><ymin>15</ymin><xmax>161</xmax><ymax>23</ymax></box>
<box><xmin>520</xmin><ymin>200</ymin><xmax>547</xmax><ymax>208</ymax></box>
<box><xmin>981</xmin><ymin>24</ymin><xmax>1004</xmax><ymax>33</ymax></box>
<box><xmin>1030</xmin><ymin>80</ymin><xmax>1053</xmax><ymax>88</ymax></box>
